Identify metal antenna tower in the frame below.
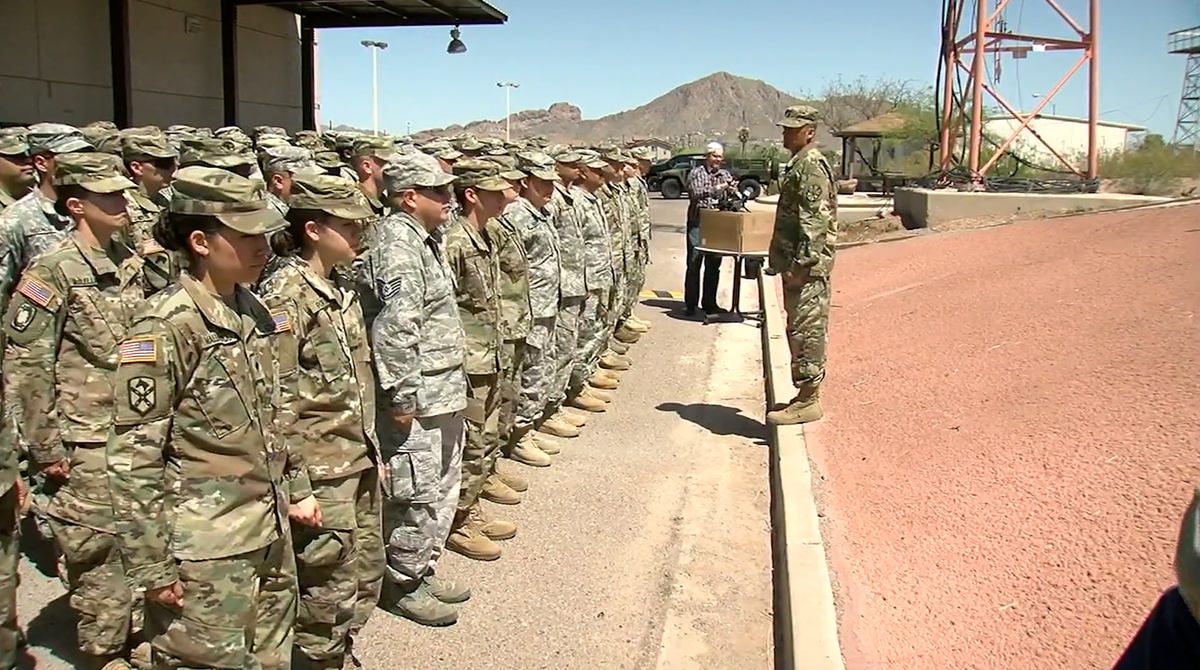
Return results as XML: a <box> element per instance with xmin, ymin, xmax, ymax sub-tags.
<box><xmin>1170</xmin><ymin>27</ymin><xmax>1200</xmax><ymax>149</ymax></box>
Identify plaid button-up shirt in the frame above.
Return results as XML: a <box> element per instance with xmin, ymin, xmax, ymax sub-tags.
<box><xmin>686</xmin><ymin>163</ymin><xmax>733</xmax><ymax>227</ymax></box>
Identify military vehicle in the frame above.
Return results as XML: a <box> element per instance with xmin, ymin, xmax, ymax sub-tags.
<box><xmin>646</xmin><ymin>152</ymin><xmax>781</xmax><ymax>200</ymax></box>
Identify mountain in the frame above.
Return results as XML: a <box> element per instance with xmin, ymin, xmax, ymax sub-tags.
<box><xmin>411</xmin><ymin>72</ymin><xmax>819</xmax><ymax>146</ymax></box>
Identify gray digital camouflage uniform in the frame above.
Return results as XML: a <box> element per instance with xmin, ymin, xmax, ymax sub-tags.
<box><xmin>547</xmin><ymin>182</ymin><xmax>587</xmax><ymax>411</ymax></box>
<box><xmin>3</xmin><ymin>153</ymin><xmax>145</xmax><ymax>663</ymax></box>
<box><xmin>568</xmin><ymin>178</ymin><xmax>614</xmax><ymax>397</ymax></box>
<box><xmin>106</xmin><ymin>168</ymin><xmax>297</xmax><ymax>670</ymax></box>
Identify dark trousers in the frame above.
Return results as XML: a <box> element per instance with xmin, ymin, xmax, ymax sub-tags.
<box><xmin>1112</xmin><ymin>587</ymin><xmax>1200</xmax><ymax>670</ymax></box>
<box><xmin>684</xmin><ymin>225</ymin><xmax>720</xmax><ymax>311</ymax></box>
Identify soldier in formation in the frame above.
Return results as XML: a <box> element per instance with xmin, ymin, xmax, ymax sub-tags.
<box><xmin>0</xmin><ymin>119</ymin><xmax>657</xmax><ymax>668</ymax></box>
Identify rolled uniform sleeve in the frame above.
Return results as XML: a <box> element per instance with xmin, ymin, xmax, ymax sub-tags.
<box><xmin>2</xmin><ymin>267</ymin><xmax>69</xmax><ymax>465</ymax></box>
<box><xmin>106</xmin><ymin>319</ymin><xmax>185</xmax><ymax>591</ymax></box>
<box><xmin>370</xmin><ymin>239</ymin><xmax>426</xmax><ymax>415</ymax></box>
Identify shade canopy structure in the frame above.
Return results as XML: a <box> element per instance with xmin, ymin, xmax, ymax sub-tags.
<box><xmin>243</xmin><ymin>0</ymin><xmax>507</xmax><ymax>28</ymax></box>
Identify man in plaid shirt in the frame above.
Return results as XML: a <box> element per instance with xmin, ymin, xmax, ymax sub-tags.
<box><xmin>684</xmin><ymin>142</ymin><xmax>735</xmax><ymax>316</ymax></box>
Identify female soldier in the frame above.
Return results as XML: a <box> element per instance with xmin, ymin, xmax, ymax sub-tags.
<box><xmin>256</xmin><ymin>174</ymin><xmax>383</xmax><ymax>669</ymax></box>
<box><xmin>3</xmin><ymin>152</ymin><xmax>145</xmax><ymax>670</ymax></box>
<box><xmin>106</xmin><ymin>165</ymin><xmax>297</xmax><ymax>670</ymax></box>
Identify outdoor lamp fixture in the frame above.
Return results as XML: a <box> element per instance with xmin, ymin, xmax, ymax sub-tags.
<box><xmin>447</xmin><ymin>25</ymin><xmax>467</xmax><ymax>54</ymax></box>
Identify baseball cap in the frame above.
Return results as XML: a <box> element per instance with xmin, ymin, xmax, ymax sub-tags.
<box><xmin>169</xmin><ymin>166</ymin><xmax>286</xmax><ymax>235</ymax></box>
<box><xmin>52</xmin><ymin>152</ymin><xmax>136</xmax><ymax>193</ymax></box>
<box><xmin>289</xmin><ymin>174</ymin><xmax>374</xmax><ymax>221</ymax></box>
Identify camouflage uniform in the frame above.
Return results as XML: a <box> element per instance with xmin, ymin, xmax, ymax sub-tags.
<box><xmin>261</xmin><ymin>145</ymin><xmax>319</xmax><ymax>219</ymax></box>
<box><xmin>486</xmin><ymin>205</ymin><xmax>530</xmax><ymax>448</ymax></box>
<box><xmin>767</xmin><ymin>106</ymin><xmax>838</xmax><ymax>424</ymax></box>
<box><xmin>106</xmin><ymin>168</ymin><xmax>297</xmax><ymax>670</ymax></box>
<box><xmin>0</xmin><ymin>248</ymin><xmax>20</xmax><ymax>669</ymax></box>
<box><xmin>0</xmin><ymin>124</ymin><xmax>94</xmax><ymax>308</ymax></box>
<box><xmin>120</xmin><ymin>133</ymin><xmax>181</xmax><ymax>294</ymax></box>
<box><xmin>624</xmin><ymin>160</ymin><xmax>652</xmax><ymax>316</ymax></box>
<box><xmin>567</xmin><ymin>163</ymin><xmax>615</xmax><ymax>398</ymax></box>
<box><xmin>354</xmin><ymin>155</ymin><xmax>467</xmax><ymax>599</ymax></box>
<box><xmin>0</xmin><ymin>129</ymin><xmax>32</xmax><ymax>215</ymax></box>
<box><xmin>2</xmin><ymin>154</ymin><xmax>144</xmax><ymax>664</ymax></box>
<box><xmin>547</xmin><ymin>179</ymin><xmax>587</xmax><ymax>411</ymax></box>
<box><xmin>257</xmin><ymin>176</ymin><xmax>383</xmax><ymax>667</ymax></box>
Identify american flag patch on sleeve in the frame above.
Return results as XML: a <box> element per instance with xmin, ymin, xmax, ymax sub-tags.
<box><xmin>118</xmin><ymin>337</ymin><xmax>158</xmax><ymax>364</ymax></box>
<box><xmin>16</xmin><ymin>276</ymin><xmax>55</xmax><ymax>308</ymax></box>
<box><xmin>271</xmin><ymin>311</ymin><xmax>291</xmax><ymax>333</ymax></box>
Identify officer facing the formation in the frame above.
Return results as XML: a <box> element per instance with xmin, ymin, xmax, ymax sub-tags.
<box><xmin>107</xmin><ymin>166</ymin><xmax>297</xmax><ymax>670</ymax></box>
<box><xmin>0</xmin><ymin>123</ymin><xmax>94</xmax><ymax>305</ymax></box>
<box><xmin>442</xmin><ymin>160</ymin><xmax>518</xmax><ymax>563</ymax></box>
<box><xmin>257</xmin><ymin>174</ymin><xmax>383</xmax><ymax>669</ymax></box>
<box><xmin>0</xmin><ymin>129</ymin><xmax>34</xmax><ymax>213</ymax></box>
<box><xmin>3</xmin><ymin>153</ymin><xmax>147</xmax><ymax>670</ymax></box>
<box><xmin>356</xmin><ymin>152</ymin><xmax>469</xmax><ymax>628</ymax></box>
<box><xmin>766</xmin><ymin>105</ymin><xmax>838</xmax><ymax>426</ymax></box>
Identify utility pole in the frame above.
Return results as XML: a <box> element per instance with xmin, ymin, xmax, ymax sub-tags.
<box><xmin>496</xmin><ymin>81</ymin><xmax>519</xmax><ymax>142</ymax></box>
<box><xmin>361</xmin><ymin>40</ymin><xmax>388</xmax><ymax>135</ymax></box>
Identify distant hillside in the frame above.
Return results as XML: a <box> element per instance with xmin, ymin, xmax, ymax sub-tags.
<box><xmin>411</xmin><ymin>72</ymin><xmax>834</xmax><ymax>147</ymax></box>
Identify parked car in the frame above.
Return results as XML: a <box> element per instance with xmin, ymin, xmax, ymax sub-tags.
<box><xmin>645</xmin><ymin>152</ymin><xmax>781</xmax><ymax>200</ymax></box>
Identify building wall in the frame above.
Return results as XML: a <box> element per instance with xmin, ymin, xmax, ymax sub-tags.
<box><xmin>983</xmin><ymin>116</ymin><xmax>1135</xmax><ymax>168</ymax></box>
<box><xmin>0</xmin><ymin>0</ymin><xmax>302</xmax><ymax>129</ymax></box>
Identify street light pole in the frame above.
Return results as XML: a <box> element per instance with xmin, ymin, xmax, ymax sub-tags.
<box><xmin>496</xmin><ymin>81</ymin><xmax>519</xmax><ymax>142</ymax></box>
<box><xmin>361</xmin><ymin>40</ymin><xmax>388</xmax><ymax>135</ymax></box>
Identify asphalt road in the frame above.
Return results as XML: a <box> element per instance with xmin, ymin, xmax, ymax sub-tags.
<box><xmin>15</xmin><ymin>195</ymin><xmax>774</xmax><ymax>670</ymax></box>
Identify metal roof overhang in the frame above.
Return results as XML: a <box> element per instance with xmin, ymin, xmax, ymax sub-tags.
<box><xmin>235</xmin><ymin>0</ymin><xmax>507</xmax><ymax>29</ymax></box>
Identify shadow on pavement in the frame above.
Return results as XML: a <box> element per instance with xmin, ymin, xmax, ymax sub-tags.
<box><xmin>24</xmin><ymin>593</ymin><xmax>82</xmax><ymax>668</ymax></box>
<box><xmin>656</xmin><ymin>402</ymin><xmax>768</xmax><ymax>444</ymax></box>
<box><xmin>19</xmin><ymin>515</ymin><xmax>59</xmax><ymax>579</ymax></box>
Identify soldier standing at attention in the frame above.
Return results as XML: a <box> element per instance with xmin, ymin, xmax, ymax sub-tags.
<box><xmin>0</xmin><ymin>367</ymin><xmax>22</xmax><ymax>669</ymax></box>
<box><xmin>0</xmin><ymin>129</ymin><xmax>34</xmax><ymax>214</ymax></box>
<box><xmin>0</xmin><ymin>124</ymin><xmax>93</xmax><ymax>305</ymax></box>
<box><xmin>356</xmin><ymin>153</ymin><xmax>469</xmax><ymax>627</ymax></box>
<box><xmin>350</xmin><ymin>137</ymin><xmax>398</xmax><ymax>220</ymax></box>
<box><xmin>261</xmin><ymin>145</ymin><xmax>318</xmax><ymax>219</ymax></box>
<box><xmin>257</xmin><ymin>174</ymin><xmax>382</xmax><ymax>669</ymax></box>
<box><xmin>2</xmin><ymin>153</ymin><xmax>146</xmax><ymax>670</ymax></box>
<box><xmin>106</xmin><ymin>167</ymin><xmax>298</xmax><ymax>670</ymax></box>
<box><xmin>120</xmin><ymin>133</ymin><xmax>180</xmax><ymax>294</ymax></box>
<box><xmin>766</xmin><ymin>106</ymin><xmax>838</xmax><ymax>426</ymax></box>
<box><xmin>442</xmin><ymin>161</ymin><xmax>517</xmax><ymax>563</ymax></box>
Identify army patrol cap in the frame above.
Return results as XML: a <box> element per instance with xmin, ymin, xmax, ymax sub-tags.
<box><xmin>352</xmin><ymin>135</ymin><xmax>398</xmax><ymax>161</ymax></box>
<box><xmin>256</xmin><ymin>136</ymin><xmax>291</xmax><ymax>150</ymax></box>
<box><xmin>27</xmin><ymin>123</ymin><xmax>93</xmax><ymax>155</ymax></box>
<box><xmin>516</xmin><ymin>152</ymin><xmax>561</xmax><ymax>182</ymax></box>
<box><xmin>480</xmin><ymin>155</ymin><xmax>526</xmax><ymax>181</ymax></box>
<box><xmin>452</xmin><ymin>160</ymin><xmax>510</xmax><ymax>191</ymax></box>
<box><xmin>289</xmin><ymin>174</ymin><xmax>374</xmax><ymax>221</ymax></box>
<box><xmin>93</xmin><ymin>132</ymin><xmax>125</xmax><ymax>156</ymax></box>
<box><xmin>262</xmin><ymin>145</ymin><xmax>317</xmax><ymax>174</ymax></box>
<box><xmin>630</xmin><ymin>146</ymin><xmax>655</xmax><ymax>162</ymax></box>
<box><xmin>52</xmin><ymin>152</ymin><xmax>136</xmax><ymax>193</ymax></box>
<box><xmin>483</xmin><ymin>146</ymin><xmax>509</xmax><ymax>156</ymax></box>
<box><xmin>575</xmin><ymin>150</ymin><xmax>608</xmax><ymax>169</ymax></box>
<box><xmin>553</xmin><ymin>150</ymin><xmax>583</xmax><ymax>165</ymax></box>
<box><xmin>381</xmin><ymin>151</ymin><xmax>456</xmax><ymax>193</ymax></box>
<box><xmin>181</xmin><ymin>138</ymin><xmax>256</xmax><ymax>168</ymax></box>
<box><xmin>313</xmin><ymin>150</ymin><xmax>344</xmax><ymax>170</ymax></box>
<box><xmin>85</xmin><ymin>120</ymin><xmax>118</xmax><ymax>132</ymax></box>
<box><xmin>778</xmin><ymin>105</ymin><xmax>821</xmax><ymax>128</ymax></box>
<box><xmin>454</xmin><ymin>136</ymin><xmax>485</xmax><ymax>152</ymax></box>
<box><xmin>121</xmin><ymin>133</ymin><xmax>179</xmax><ymax>161</ymax></box>
<box><xmin>0</xmin><ymin>128</ymin><xmax>29</xmax><ymax>156</ymax></box>
<box><xmin>169</xmin><ymin>166</ymin><xmax>286</xmax><ymax>235</ymax></box>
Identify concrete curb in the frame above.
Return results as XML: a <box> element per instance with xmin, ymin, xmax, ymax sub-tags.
<box><xmin>759</xmin><ymin>276</ymin><xmax>844</xmax><ymax>670</ymax></box>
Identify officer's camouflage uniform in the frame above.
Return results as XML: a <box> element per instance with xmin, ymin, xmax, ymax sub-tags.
<box><xmin>257</xmin><ymin>175</ymin><xmax>383</xmax><ymax>668</ymax></box>
<box><xmin>767</xmin><ymin>106</ymin><xmax>838</xmax><ymax>424</ymax></box>
<box><xmin>509</xmin><ymin>154</ymin><xmax>563</xmax><ymax>437</ymax></box>
<box><xmin>354</xmin><ymin>154</ymin><xmax>466</xmax><ymax>600</ymax></box>
<box><xmin>486</xmin><ymin>201</ymin><xmax>530</xmax><ymax>449</ymax></box>
<box><xmin>2</xmin><ymin>153</ymin><xmax>145</xmax><ymax>666</ymax></box>
<box><xmin>546</xmin><ymin>179</ymin><xmax>587</xmax><ymax>412</ymax></box>
<box><xmin>567</xmin><ymin>165</ymin><xmax>615</xmax><ymax>398</ymax></box>
<box><xmin>120</xmin><ymin>133</ymin><xmax>181</xmax><ymax>294</ymax></box>
<box><xmin>106</xmin><ymin>168</ymin><xmax>297</xmax><ymax>670</ymax></box>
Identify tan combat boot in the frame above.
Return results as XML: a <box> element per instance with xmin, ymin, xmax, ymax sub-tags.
<box><xmin>474</xmin><ymin>505</ymin><xmax>517</xmax><ymax>541</ymax></box>
<box><xmin>559</xmin><ymin>408</ymin><xmax>589</xmax><ymax>427</ymax></box>
<box><xmin>532</xmin><ymin>432</ymin><xmax>561</xmax><ymax>455</ymax></box>
<box><xmin>494</xmin><ymin>460</ymin><xmax>529</xmax><ymax>492</ymax></box>
<box><xmin>481</xmin><ymin>472</ymin><xmax>522</xmax><ymax>505</ymax></box>
<box><xmin>424</xmin><ymin>573</ymin><xmax>472</xmax><ymax>603</ymax></box>
<box><xmin>621</xmin><ymin>318</ymin><xmax>649</xmax><ymax>334</ymax></box>
<box><xmin>569</xmin><ymin>393</ymin><xmax>608</xmax><ymax>413</ymax></box>
<box><xmin>628</xmin><ymin>315</ymin><xmax>652</xmax><ymax>330</ymax></box>
<box><xmin>588</xmin><ymin>371</ymin><xmax>619</xmax><ymax>390</ymax></box>
<box><xmin>583</xmin><ymin>386</ymin><xmax>614</xmax><ymax>403</ymax></box>
<box><xmin>608</xmin><ymin>339</ymin><xmax>631</xmax><ymax>355</ymax></box>
<box><xmin>510</xmin><ymin>432</ymin><xmax>552</xmax><ymax>467</ymax></box>
<box><xmin>765</xmin><ymin>386</ymin><xmax>823</xmax><ymax>425</ymax></box>
<box><xmin>539</xmin><ymin>414</ymin><xmax>582</xmax><ymax>437</ymax></box>
<box><xmin>447</xmin><ymin>508</ymin><xmax>502</xmax><ymax>561</ymax></box>
<box><xmin>129</xmin><ymin>641</ymin><xmax>151</xmax><ymax>670</ymax></box>
<box><xmin>614</xmin><ymin>326</ymin><xmax>641</xmax><ymax>344</ymax></box>
<box><xmin>599</xmin><ymin>352</ymin><xmax>631</xmax><ymax>371</ymax></box>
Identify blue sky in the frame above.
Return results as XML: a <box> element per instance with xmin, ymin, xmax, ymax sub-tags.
<box><xmin>317</xmin><ymin>0</ymin><xmax>1198</xmax><ymax>137</ymax></box>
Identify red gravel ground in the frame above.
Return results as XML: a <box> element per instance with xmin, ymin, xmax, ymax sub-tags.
<box><xmin>799</xmin><ymin>204</ymin><xmax>1200</xmax><ymax>670</ymax></box>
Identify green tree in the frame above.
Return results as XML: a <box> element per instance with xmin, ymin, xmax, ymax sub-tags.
<box><xmin>737</xmin><ymin>126</ymin><xmax>750</xmax><ymax>156</ymax></box>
